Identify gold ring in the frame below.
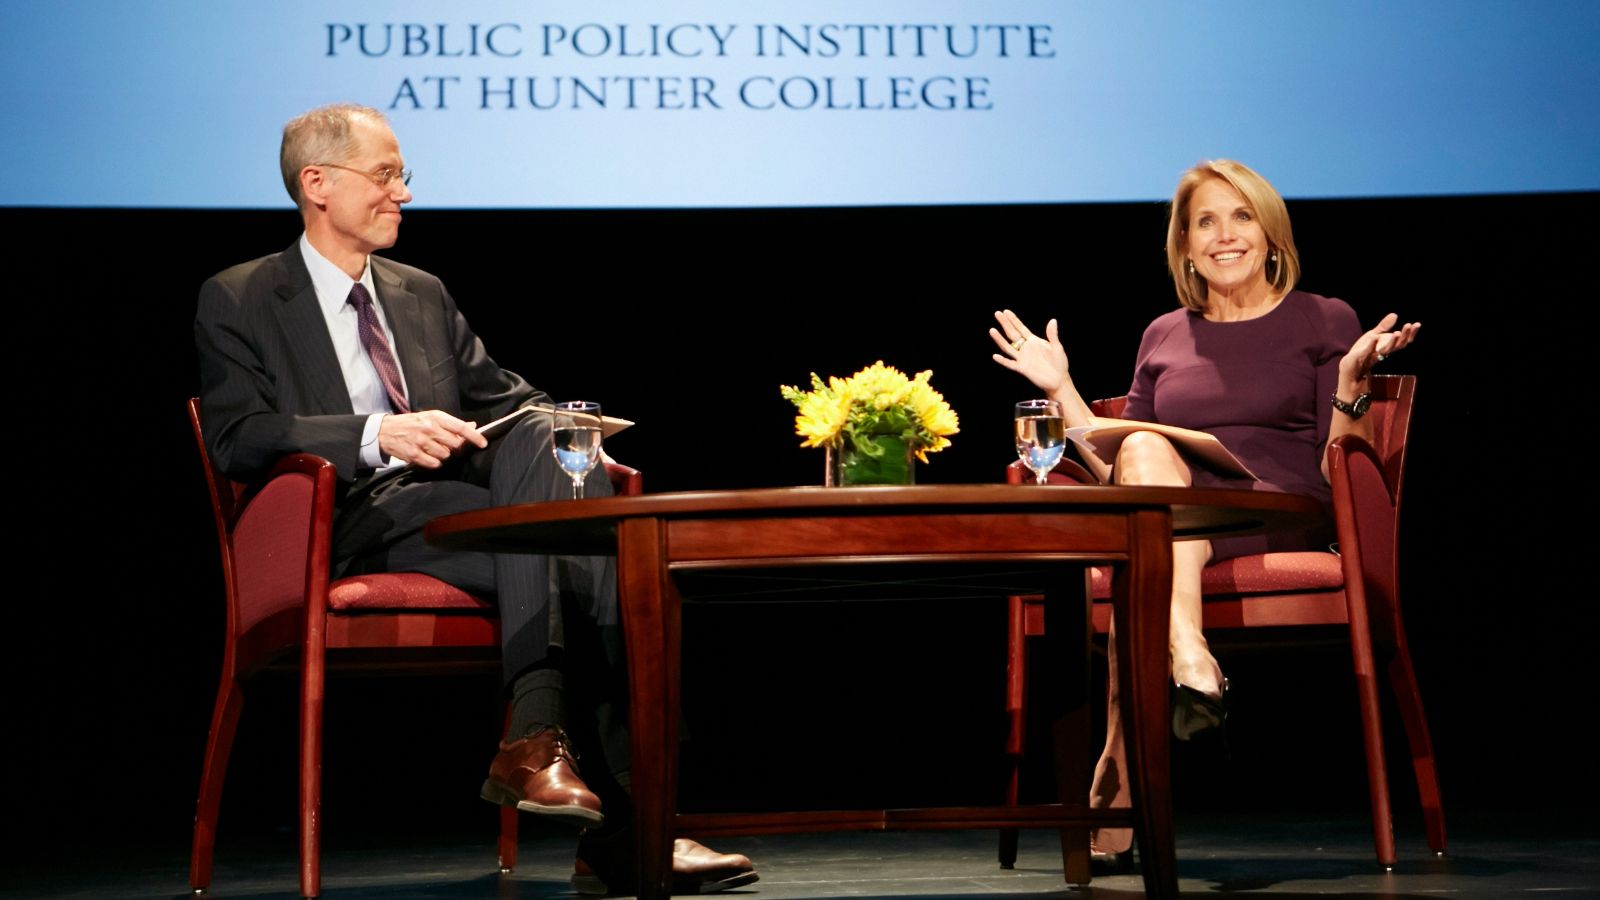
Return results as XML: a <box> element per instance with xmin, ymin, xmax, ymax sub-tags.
<box><xmin>1012</xmin><ymin>338</ymin><xmax>1027</xmax><ymax>351</ymax></box>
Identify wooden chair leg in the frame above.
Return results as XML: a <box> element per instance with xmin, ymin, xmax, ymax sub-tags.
<box><xmin>1387</xmin><ymin>650</ymin><xmax>1446</xmax><ymax>854</ymax></box>
<box><xmin>498</xmin><ymin>701</ymin><xmax>518</xmax><ymax>872</ymax></box>
<box><xmin>1002</xmin><ymin>585</ymin><xmax>1092</xmax><ymax>883</ymax></box>
<box><xmin>1353</xmin><ymin>665</ymin><xmax>1397</xmax><ymax>868</ymax></box>
<box><xmin>498</xmin><ymin>806</ymin><xmax>519</xmax><ymax>872</ymax></box>
<box><xmin>998</xmin><ymin>744</ymin><xmax>1020</xmax><ymax>867</ymax></box>
<box><xmin>1344</xmin><ymin>598</ymin><xmax>1398</xmax><ymax>868</ymax></box>
<box><xmin>190</xmin><ymin>675</ymin><xmax>244</xmax><ymax>892</ymax></box>
<box><xmin>998</xmin><ymin>827</ymin><xmax>1020</xmax><ymax>870</ymax></box>
<box><xmin>300</xmin><ymin>648</ymin><xmax>328</xmax><ymax>897</ymax></box>
<box><xmin>999</xmin><ymin>594</ymin><xmax>1027</xmax><ymax>869</ymax></box>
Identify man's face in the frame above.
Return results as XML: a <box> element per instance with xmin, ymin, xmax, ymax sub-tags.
<box><xmin>320</xmin><ymin>118</ymin><xmax>412</xmax><ymax>256</ymax></box>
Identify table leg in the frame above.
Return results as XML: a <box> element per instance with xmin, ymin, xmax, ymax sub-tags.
<box><xmin>1038</xmin><ymin>574</ymin><xmax>1092</xmax><ymax>885</ymax></box>
<box><xmin>1114</xmin><ymin>509</ymin><xmax>1178</xmax><ymax>898</ymax></box>
<box><xmin>617</xmin><ymin>517</ymin><xmax>682</xmax><ymax>900</ymax></box>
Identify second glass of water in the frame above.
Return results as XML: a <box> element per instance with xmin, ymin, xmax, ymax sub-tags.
<box><xmin>1014</xmin><ymin>399</ymin><xmax>1066</xmax><ymax>485</ymax></box>
<box><xmin>551</xmin><ymin>401</ymin><xmax>603</xmax><ymax>499</ymax></box>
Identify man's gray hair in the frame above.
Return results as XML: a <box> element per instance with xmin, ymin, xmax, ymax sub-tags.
<box><xmin>279</xmin><ymin>103</ymin><xmax>387</xmax><ymax>208</ymax></box>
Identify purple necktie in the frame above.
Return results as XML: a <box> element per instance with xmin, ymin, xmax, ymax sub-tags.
<box><xmin>347</xmin><ymin>282</ymin><xmax>410</xmax><ymax>414</ymax></box>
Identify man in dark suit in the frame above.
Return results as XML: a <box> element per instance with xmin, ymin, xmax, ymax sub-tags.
<box><xmin>195</xmin><ymin>102</ymin><xmax>755</xmax><ymax>894</ymax></box>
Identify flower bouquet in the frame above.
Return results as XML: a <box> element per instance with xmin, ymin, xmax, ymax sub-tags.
<box><xmin>780</xmin><ymin>360</ymin><xmax>960</xmax><ymax>485</ymax></box>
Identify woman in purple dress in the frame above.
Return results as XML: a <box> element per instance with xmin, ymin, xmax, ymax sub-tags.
<box><xmin>989</xmin><ymin>159</ymin><xmax>1419</xmax><ymax>864</ymax></box>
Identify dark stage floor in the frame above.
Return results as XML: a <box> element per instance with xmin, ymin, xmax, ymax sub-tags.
<box><xmin>7</xmin><ymin>810</ymin><xmax>1596</xmax><ymax>899</ymax></box>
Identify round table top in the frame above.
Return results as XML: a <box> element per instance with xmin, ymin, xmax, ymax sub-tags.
<box><xmin>426</xmin><ymin>484</ymin><xmax>1325</xmax><ymax>556</ymax></box>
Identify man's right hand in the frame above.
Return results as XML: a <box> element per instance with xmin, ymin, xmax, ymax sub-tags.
<box><xmin>378</xmin><ymin>410</ymin><xmax>488</xmax><ymax>468</ymax></box>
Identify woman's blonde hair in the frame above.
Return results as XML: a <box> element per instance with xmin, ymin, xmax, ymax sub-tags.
<box><xmin>1165</xmin><ymin>159</ymin><xmax>1300</xmax><ymax>311</ymax></box>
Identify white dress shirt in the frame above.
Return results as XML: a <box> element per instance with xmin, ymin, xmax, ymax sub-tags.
<box><xmin>299</xmin><ymin>233</ymin><xmax>409</xmax><ymax>470</ymax></box>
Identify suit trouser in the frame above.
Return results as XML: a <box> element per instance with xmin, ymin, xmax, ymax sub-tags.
<box><xmin>328</xmin><ymin>415</ymin><xmax>629</xmax><ymax>773</ymax></box>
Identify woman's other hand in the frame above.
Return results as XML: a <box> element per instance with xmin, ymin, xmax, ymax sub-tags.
<box><xmin>1340</xmin><ymin>312</ymin><xmax>1421</xmax><ymax>384</ymax></box>
<box><xmin>991</xmin><ymin>309</ymin><xmax>1072</xmax><ymax>395</ymax></box>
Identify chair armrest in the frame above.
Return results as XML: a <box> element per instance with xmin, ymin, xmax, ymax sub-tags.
<box><xmin>266</xmin><ymin>452</ymin><xmax>340</xmax><ymax>480</ymax></box>
<box><xmin>223</xmin><ymin>453</ymin><xmax>338</xmax><ymax>515</ymax></box>
<box><xmin>1326</xmin><ymin>429</ymin><xmax>1405</xmax><ymax>647</ymax></box>
<box><xmin>229</xmin><ymin>453</ymin><xmax>342</xmax><ymax>634</ymax></box>
<box><xmin>604</xmin><ymin>461</ymin><xmax>643</xmax><ymax>497</ymax></box>
<box><xmin>1326</xmin><ymin>434</ymin><xmax>1392</xmax><ymax>502</ymax></box>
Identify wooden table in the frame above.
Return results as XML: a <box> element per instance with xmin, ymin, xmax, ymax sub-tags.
<box><xmin>428</xmin><ymin>485</ymin><xmax>1323</xmax><ymax>899</ymax></box>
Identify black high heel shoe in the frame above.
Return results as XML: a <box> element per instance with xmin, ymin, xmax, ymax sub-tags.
<box><xmin>1089</xmin><ymin>846</ymin><xmax>1135</xmax><ymax>875</ymax></box>
<box><xmin>1172</xmin><ymin>677</ymin><xmax>1229</xmax><ymax>741</ymax></box>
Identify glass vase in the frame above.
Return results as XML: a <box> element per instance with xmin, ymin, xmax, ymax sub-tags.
<box><xmin>825</xmin><ymin>434</ymin><xmax>916</xmax><ymax>486</ymax></box>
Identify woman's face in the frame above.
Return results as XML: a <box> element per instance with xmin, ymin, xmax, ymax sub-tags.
<box><xmin>1185</xmin><ymin>177</ymin><xmax>1270</xmax><ymax>298</ymax></box>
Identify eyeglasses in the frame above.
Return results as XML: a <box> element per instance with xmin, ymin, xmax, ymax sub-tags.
<box><xmin>315</xmin><ymin>162</ymin><xmax>413</xmax><ymax>190</ymax></box>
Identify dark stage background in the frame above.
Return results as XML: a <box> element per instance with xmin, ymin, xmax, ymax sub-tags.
<box><xmin>5</xmin><ymin>193</ymin><xmax>1596</xmax><ymax>869</ymax></box>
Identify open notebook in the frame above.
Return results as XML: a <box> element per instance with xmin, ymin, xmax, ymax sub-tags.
<box><xmin>1065</xmin><ymin>417</ymin><xmax>1256</xmax><ymax>480</ymax></box>
<box><xmin>477</xmin><ymin>404</ymin><xmax>633</xmax><ymax>440</ymax></box>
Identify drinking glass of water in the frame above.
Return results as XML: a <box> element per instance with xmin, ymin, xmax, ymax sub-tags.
<box><xmin>1014</xmin><ymin>399</ymin><xmax>1065</xmax><ymax>485</ymax></box>
<box><xmin>551</xmin><ymin>401</ymin><xmax>603</xmax><ymax>499</ymax></box>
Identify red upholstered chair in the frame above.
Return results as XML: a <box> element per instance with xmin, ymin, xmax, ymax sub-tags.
<box><xmin>1000</xmin><ymin>375</ymin><xmax>1443</xmax><ymax>870</ymax></box>
<box><xmin>186</xmin><ymin>398</ymin><xmax>642</xmax><ymax>898</ymax></box>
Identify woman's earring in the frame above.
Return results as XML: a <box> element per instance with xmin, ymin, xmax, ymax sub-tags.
<box><xmin>1186</xmin><ymin>259</ymin><xmax>1195</xmax><ymax>275</ymax></box>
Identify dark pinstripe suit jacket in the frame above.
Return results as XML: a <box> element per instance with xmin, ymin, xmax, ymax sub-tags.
<box><xmin>195</xmin><ymin>241</ymin><xmax>545</xmax><ymax>486</ymax></box>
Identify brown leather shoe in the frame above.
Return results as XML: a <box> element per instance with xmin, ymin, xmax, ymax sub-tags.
<box><xmin>573</xmin><ymin>835</ymin><xmax>758</xmax><ymax>895</ymax></box>
<box><xmin>670</xmin><ymin>839</ymin><xmax>759</xmax><ymax>893</ymax></box>
<box><xmin>479</xmin><ymin>727</ymin><xmax>603</xmax><ymax>827</ymax></box>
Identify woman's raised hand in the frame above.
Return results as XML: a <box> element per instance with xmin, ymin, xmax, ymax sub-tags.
<box><xmin>1341</xmin><ymin>313</ymin><xmax>1421</xmax><ymax>383</ymax></box>
<box><xmin>990</xmin><ymin>309</ymin><xmax>1072</xmax><ymax>396</ymax></box>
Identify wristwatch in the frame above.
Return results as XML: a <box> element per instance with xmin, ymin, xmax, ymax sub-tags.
<box><xmin>1331</xmin><ymin>391</ymin><xmax>1372</xmax><ymax>419</ymax></box>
